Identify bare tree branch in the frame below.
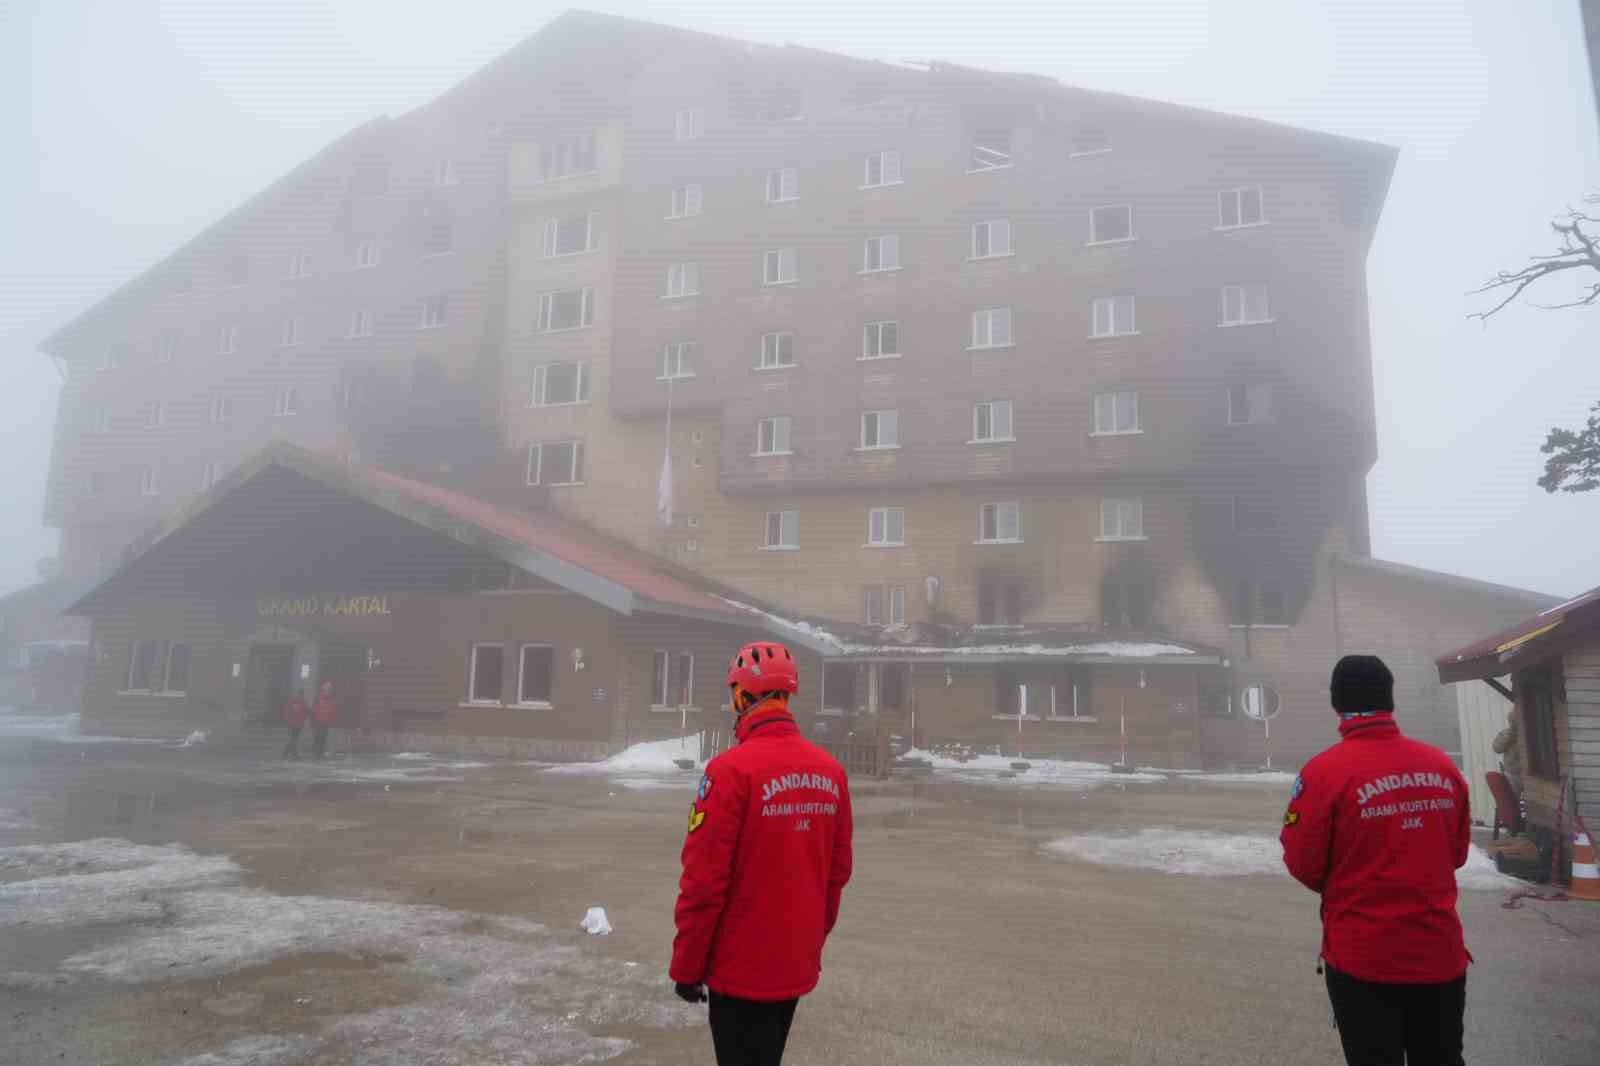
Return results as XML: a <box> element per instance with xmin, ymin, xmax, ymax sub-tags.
<box><xmin>1469</xmin><ymin>192</ymin><xmax>1600</xmax><ymax>321</ymax></box>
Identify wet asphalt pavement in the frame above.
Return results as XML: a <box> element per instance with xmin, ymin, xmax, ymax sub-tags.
<box><xmin>2</xmin><ymin>715</ymin><xmax>1597</xmax><ymax>1065</ymax></box>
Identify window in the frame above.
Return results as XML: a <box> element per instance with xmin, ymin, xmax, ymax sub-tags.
<box><xmin>969</xmin><ymin>121</ymin><xmax>1014</xmax><ymax>171</ymax></box>
<box><xmin>415</xmin><ymin>293</ymin><xmax>448</xmax><ymax>329</ymax></box>
<box><xmin>674</xmin><ymin>652</ymin><xmax>695</xmax><ymax>708</ymax></box>
<box><xmin>660</xmin><ymin>342</ymin><xmax>694</xmax><ymax>380</ymax></box>
<box><xmin>823</xmin><ymin>663</ymin><xmax>858</xmax><ymax>712</ymax></box>
<box><xmin>155</xmin><ymin>332</ymin><xmax>178</xmax><ymax>364</ymax></box>
<box><xmin>1218</xmin><ymin>186</ymin><xmax>1265</xmax><ymax>228</ymax></box>
<box><xmin>287</xmin><ymin>249</ymin><xmax>312</xmax><ymax>278</ymax></box>
<box><xmin>535</xmin><ymin>131</ymin><xmax>597</xmax><ymax>181</ymax></box>
<box><xmin>518</xmin><ymin>644</ymin><xmax>554</xmax><ymax>705</ymax></box>
<box><xmin>763</xmin><ymin>84</ymin><xmax>803</xmax><ymax>122</ymax></box>
<box><xmin>209</xmin><ymin>394</ymin><xmax>232</xmax><ymax>424</ymax></box>
<box><xmin>664</xmin><ymin>262</ymin><xmax>701</xmax><ymax>298</ymax></box>
<box><xmin>1091</xmin><ymin>295</ymin><xmax>1137</xmax><ymax>337</ymax></box>
<box><xmin>348</xmin><ymin>309</ymin><xmax>373</xmax><ymax>338</ymax></box>
<box><xmin>669</xmin><ymin>183</ymin><xmax>703</xmax><ymax>219</ymax></box>
<box><xmin>1221</xmin><ymin>284</ymin><xmax>1272</xmax><ymax>325</ymax></box>
<box><xmin>1093</xmin><ymin>391</ymin><xmax>1140</xmax><ymax>435</ymax></box>
<box><xmin>1098</xmin><ymin>498</ymin><xmax>1145</xmax><ymax>541</ymax></box>
<box><xmin>862</xmin><ymin>320</ymin><xmax>899</xmax><ymax>359</ymax></box>
<box><xmin>759</xmin><ymin>332</ymin><xmax>795</xmax><ymax>368</ymax></box>
<box><xmin>1200</xmin><ymin>683</ymin><xmax>1235</xmax><ymax>719</ymax></box>
<box><xmin>1233</xmin><ymin>576</ymin><xmax>1287</xmax><ymax>625</ymax></box>
<box><xmin>763</xmin><ymin>248</ymin><xmax>798</xmax><ymax>286</ymax></box>
<box><xmin>971</xmin><ymin>219</ymin><xmax>1012</xmax><ymax>259</ymax></box>
<box><xmin>279</xmin><ymin>315</ymin><xmax>304</xmax><ymax>348</ymax></box>
<box><xmin>863</xmin><ymin>150</ymin><xmax>902</xmax><ymax>188</ymax></box>
<box><xmin>867</xmin><ymin>506</ymin><xmax>905</xmax><ymax>546</ymax></box>
<box><xmin>979</xmin><ymin>580</ymin><xmax>1024</xmax><ymax>625</ymax></box>
<box><xmin>1068</xmin><ymin>122</ymin><xmax>1110</xmax><ymax>156</ymax></box>
<box><xmin>865</xmin><ymin>585</ymin><xmax>906</xmax><ymax>625</ymax></box>
<box><xmin>675</xmin><ymin>107</ymin><xmax>705</xmax><ymax>140</ymax></box>
<box><xmin>526</xmin><ymin>441</ymin><xmax>585</xmax><ymax>486</ymax></box>
<box><xmin>979</xmin><ymin>501</ymin><xmax>1021</xmax><ymax>543</ymax></box>
<box><xmin>755</xmin><ymin>416</ymin><xmax>792</xmax><ymax>455</ymax></box>
<box><xmin>126</xmin><ymin>640</ymin><xmax>159</xmax><ymax>691</ymax></box>
<box><xmin>765</xmin><ymin>168</ymin><xmax>799</xmax><ymax>203</ymax></box>
<box><xmin>1089</xmin><ymin>204</ymin><xmax>1134</xmax><ymax>244</ymax></box>
<box><xmin>531</xmin><ymin>362</ymin><xmax>590</xmax><ymax>406</ymax></box>
<box><xmin>862</xmin><ymin>234</ymin><xmax>900</xmax><ymax>272</ymax></box>
<box><xmin>217</xmin><ymin>326</ymin><xmax>239</xmax><ymax>355</ymax></box>
<box><xmin>973</xmin><ymin>400</ymin><xmax>1014</xmax><ymax>442</ymax></box>
<box><xmin>542</xmin><ymin>212</ymin><xmax>595</xmax><ymax>257</ymax></box>
<box><xmin>143</xmin><ymin>400</ymin><xmax>164</xmax><ymax>430</ymax></box>
<box><xmin>162</xmin><ymin>642</ymin><xmax>191</xmax><ymax>694</ymax></box>
<box><xmin>421</xmin><ymin>213</ymin><xmax>453</xmax><ymax>256</ymax></box>
<box><xmin>970</xmin><ymin>307</ymin><xmax>1013</xmax><ymax>349</ymax></box>
<box><xmin>274</xmin><ymin>386</ymin><xmax>299</xmax><ymax>417</ymax></box>
<box><xmin>100</xmin><ymin>344</ymin><xmax>123</xmax><ymax>372</ymax></box>
<box><xmin>859</xmin><ymin>410</ymin><xmax>899</xmax><ymax>449</ymax></box>
<box><xmin>200</xmin><ymin>460</ymin><xmax>221</xmax><ymax>492</ymax></box>
<box><xmin>1522</xmin><ymin>672</ymin><xmax>1560</xmax><ymax>777</ymax></box>
<box><xmin>1102</xmin><ymin>572</ymin><xmax>1151</xmax><ymax>626</ymax></box>
<box><xmin>139</xmin><ymin>466</ymin><xmax>158</xmax><ymax>496</ymax></box>
<box><xmin>91</xmin><ymin>406</ymin><xmax>110</xmax><ymax>435</ymax></box>
<box><xmin>651</xmin><ymin>650</ymin><xmax>671</xmax><ymax>706</ymax></box>
<box><xmin>432</xmin><ymin>158</ymin><xmax>458</xmax><ymax>187</ymax></box>
<box><xmin>1232</xmin><ymin>489</ymin><xmax>1278</xmax><ymax>536</ymax></box>
<box><xmin>468</xmin><ymin>643</ymin><xmax>505</xmax><ymax>703</ymax></box>
<box><xmin>354</xmin><ymin>240</ymin><xmax>379</xmax><ymax>269</ymax></box>
<box><xmin>1227</xmin><ymin>384</ymin><xmax>1273</xmax><ymax>425</ymax></box>
<box><xmin>763</xmin><ymin>510</ymin><xmax>800</xmax><ymax>549</ymax></box>
<box><xmin>538</xmin><ymin>288</ymin><xmax>593</xmax><ymax>332</ymax></box>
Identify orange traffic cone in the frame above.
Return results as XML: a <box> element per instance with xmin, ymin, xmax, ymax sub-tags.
<box><xmin>1571</xmin><ymin>829</ymin><xmax>1600</xmax><ymax>902</ymax></box>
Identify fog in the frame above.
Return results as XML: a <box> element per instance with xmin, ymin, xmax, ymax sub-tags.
<box><xmin>4</xmin><ymin>0</ymin><xmax>1597</xmax><ymax>597</ymax></box>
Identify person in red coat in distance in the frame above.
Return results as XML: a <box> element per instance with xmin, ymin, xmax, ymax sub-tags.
<box><xmin>310</xmin><ymin>680</ymin><xmax>337</xmax><ymax>759</ymax></box>
<box><xmin>281</xmin><ymin>689</ymin><xmax>310</xmax><ymax>759</ymax></box>
<box><xmin>1281</xmin><ymin>655</ymin><xmax>1472</xmax><ymax>1066</ymax></box>
<box><xmin>670</xmin><ymin>640</ymin><xmax>853</xmax><ymax>1066</ymax></box>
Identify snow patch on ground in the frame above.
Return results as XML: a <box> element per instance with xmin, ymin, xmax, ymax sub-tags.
<box><xmin>179</xmin><ymin>1036</ymin><xmax>318</xmax><ymax>1066</ymax></box>
<box><xmin>1046</xmin><ymin>831</ymin><xmax>1523</xmax><ymax>891</ymax></box>
<box><xmin>545</xmin><ymin>736</ymin><xmax>703</xmax><ymax>775</ymax></box>
<box><xmin>0</xmin><ymin>840</ymin><xmax>241</xmax><ymax>929</ymax></box>
<box><xmin>610</xmin><ymin>776</ymin><xmax>693</xmax><ymax>792</ymax></box>
<box><xmin>1188</xmin><ymin>771</ymin><xmax>1298</xmax><ymax>785</ymax></box>
<box><xmin>0</xmin><ymin>807</ymin><xmax>37</xmax><ymax>832</ymax></box>
<box><xmin>0</xmin><ymin>710</ymin><xmax>165</xmax><ymax>745</ymax></box>
<box><xmin>900</xmin><ymin>748</ymin><xmax>1168</xmax><ymax>786</ymax></box>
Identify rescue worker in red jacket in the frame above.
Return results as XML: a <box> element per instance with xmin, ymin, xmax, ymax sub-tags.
<box><xmin>310</xmin><ymin>681</ymin><xmax>337</xmax><ymax>759</ymax></box>
<box><xmin>670</xmin><ymin>640</ymin><xmax>854</xmax><ymax>1066</ymax></box>
<box><xmin>281</xmin><ymin>690</ymin><xmax>310</xmax><ymax>760</ymax></box>
<box><xmin>1281</xmin><ymin>654</ymin><xmax>1472</xmax><ymax>1066</ymax></box>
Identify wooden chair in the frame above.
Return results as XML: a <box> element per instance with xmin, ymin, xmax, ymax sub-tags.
<box><xmin>1485</xmin><ymin>770</ymin><xmax>1524</xmax><ymax>840</ymax></box>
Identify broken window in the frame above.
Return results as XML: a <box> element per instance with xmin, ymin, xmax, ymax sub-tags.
<box><xmin>535</xmin><ymin>131</ymin><xmax>597</xmax><ymax>181</ymax></box>
<box><xmin>1102</xmin><ymin>572</ymin><xmax>1152</xmax><ymax>626</ymax></box>
<box><xmin>1232</xmin><ymin>575</ymin><xmax>1286</xmax><ymax>625</ymax></box>
<box><xmin>978</xmin><ymin>579</ymin><xmax>1023</xmax><ymax>625</ymax></box>
<box><xmin>1090</xmin><ymin>204</ymin><xmax>1134</xmax><ymax>243</ymax></box>
<box><xmin>469</xmin><ymin>644</ymin><xmax>504</xmax><ymax>703</ymax></box>
<box><xmin>518</xmin><ymin>645</ymin><xmax>553</xmax><ymax>704</ymax></box>
<box><xmin>969</xmin><ymin>120</ymin><xmax>1014</xmax><ymax>171</ymax></box>
<box><xmin>1521</xmin><ymin>671</ymin><xmax>1560</xmax><ymax>777</ymax></box>
<box><xmin>1200</xmin><ymin>683</ymin><xmax>1235</xmax><ymax>718</ymax></box>
<box><xmin>823</xmin><ymin>664</ymin><xmax>858</xmax><ymax>712</ymax></box>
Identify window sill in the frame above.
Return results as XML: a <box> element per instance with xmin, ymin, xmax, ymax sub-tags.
<box><xmin>860</xmin><ymin>180</ymin><xmax>905</xmax><ymax>191</ymax></box>
<box><xmin>761</xmin><ymin>279</ymin><xmax>800</xmax><ymax>288</ymax></box>
<box><xmin>511</xmin><ymin>700</ymin><xmax>553</xmax><ymax>710</ymax></box>
<box><xmin>967</xmin><ymin>437</ymin><xmax>1016</xmax><ymax>445</ymax></box>
<box><xmin>665</xmin><ymin>213</ymin><xmax>703</xmax><ymax>222</ymax></box>
<box><xmin>1226</xmin><ymin>420</ymin><xmax>1269</xmax><ymax>427</ymax></box>
<box><xmin>966</xmin><ymin>164</ymin><xmax>1016</xmax><ymax>174</ymax></box>
<box><xmin>651</xmin><ymin>705</ymin><xmax>703</xmax><ymax>714</ymax></box>
<box><xmin>117</xmin><ymin>690</ymin><xmax>187</xmax><ymax>699</ymax></box>
<box><xmin>1214</xmin><ymin>221</ymin><xmax>1270</xmax><ymax>232</ymax></box>
<box><xmin>967</xmin><ymin>343</ymin><xmax>1016</xmax><ymax>352</ymax></box>
<box><xmin>1095</xmin><ymin>535</ymin><xmax>1149</xmax><ymax>543</ymax></box>
<box><xmin>459</xmin><ymin>700</ymin><xmax>505</xmax><ymax>709</ymax></box>
<box><xmin>657</xmin><ymin>374</ymin><xmax>695</xmax><ymax>383</ymax></box>
<box><xmin>853</xmin><ymin>445</ymin><xmax>901</xmax><ymax>453</ymax></box>
<box><xmin>529</xmin><ymin>400</ymin><xmax>593</xmax><ymax>409</ymax></box>
<box><xmin>271</xmin><ymin>412</ymin><xmax>298</xmax><ymax>419</ymax></box>
<box><xmin>863</xmin><ymin>542</ymin><xmax>906</xmax><ymax>549</ymax></box>
<box><xmin>542</xmin><ymin>248</ymin><xmax>598</xmax><ymax>260</ymax></box>
<box><xmin>537</xmin><ymin>324</ymin><xmax>595</xmax><ymax>336</ymax></box>
<box><xmin>1086</xmin><ymin>237</ymin><xmax>1137</xmax><ymax>248</ymax></box>
<box><xmin>857</xmin><ymin>353</ymin><xmax>902</xmax><ymax>362</ymax></box>
<box><xmin>1089</xmin><ymin>430</ymin><xmax>1143</xmax><ymax>438</ymax></box>
<box><xmin>750</xmin><ymin>451</ymin><xmax>794</xmax><ymax>458</ymax></box>
<box><xmin>347</xmin><ymin>333</ymin><xmax>374</xmax><ymax>341</ymax></box>
<box><xmin>660</xmin><ymin>292</ymin><xmax>702</xmax><ymax>301</ymax></box>
<box><xmin>992</xmin><ymin>714</ymin><xmax>1043</xmax><ymax>722</ymax></box>
<box><xmin>353</xmin><ymin>264</ymin><xmax>378</xmax><ymax>272</ymax></box>
<box><xmin>420</xmin><ymin>251</ymin><xmax>456</xmax><ymax>261</ymax></box>
<box><xmin>859</xmin><ymin>267</ymin><xmax>902</xmax><ymax>276</ymax></box>
<box><xmin>1045</xmin><ymin>716</ymin><xmax>1100</xmax><ymax>724</ymax></box>
<box><xmin>417</xmin><ymin>324</ymin><xmax>449</xmax><ymax>332</ymax></box>
<box><xmin>1228</xmin><ymin>624</ymin><xmax>1290</xmax><ymax>630</ymax></box>
<box><xmin>528</xmin><ymin>481</ymin><xmax>585</xmax><ymax>489</ymax></box>
<box><xmin>753</xmin><ymin>363</ymin><xmax>795</xmax><ymax>372</ymax></box>
<box><xmin>766</xmin><ymin>197</ymin><xmax>801</xmax><ymax>206</ymax></box>
<box><xmin>759</xmin><ymin>545</ymin><xmax>800</xmax><ymax>552</ymax></box>
<box><xmin>1089</xmin><ymin>331</ymin><xmax>1141</xmax><ymax>340</ymax></box>
<box><xmin>277</xmin><ymin>343</ymin><xmax>304</xmax><ymax>350</ymax></box>
<box><xmin>975</xmin><ymin>538</ymin><xmax>1023</xmax><ymax>546</ymax></box>
<box><xmin>1218</xmin><ymin>319</ymin><xmax>1277</xmax><ymax>328</ymax></box>
<box><xmin>967</xmin><ymin>252</ymin><xmax>1016</xmax><ymax>262</ymax></box>
<box><xmin>1067</xmin><ymin>148</ymin><xmax>1113</xmax><ymax>159</ymax></box>
<box><xmin>532</xmin><ymin>170</ymin><xmax>600</xmax><ymax>185</ymax></box>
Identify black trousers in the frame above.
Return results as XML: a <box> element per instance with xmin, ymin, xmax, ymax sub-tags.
<box><xmin>1325</xmin><ymin>965</ymin><xmax>1465</xmax><ymax>1066</ymax></box>
<box><xmin>282</xmin><ymin>725</ymin><xmax>302</xmax><ymax>758</ymax></box>
<box><xmin>708</xmin><ymin>992</ymin><xmax>799</xmax><ymax>1066</ymax></box>
<box><xmin>311</xmin><ymin>725</ymin><xmax>330</xmax><ymax>757</ymax></box>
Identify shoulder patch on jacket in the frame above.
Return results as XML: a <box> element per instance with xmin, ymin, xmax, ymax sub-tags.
<box><xmin>697</xmin><ymin>774</ymin><xmax>713</xmax><ymax>801</ymax></box>
<box><xmin>1291</xmin><ymin>774</ymin><xmax>1304</xmax><ymax>800</ymax></box>
<box><xmin>1283</xmin><ymin>809</ymin><xmax>1300</xmax><ymax>828</ymax></box>
<box><xmin>687</xmin><ymin>805</ymin><xmax>706</xmax><ymax>834</ymax></box>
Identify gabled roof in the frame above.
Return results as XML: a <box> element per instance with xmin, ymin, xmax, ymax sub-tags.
<box><xmin>69</xmin><ymin>443</ymin><xmax>747</xmax><ymax>623</ymax></box>
<box><xmin>1437</xmin><ymin>586</ymin><xmax>1600</xmax><ymax>683</ymax></box>
<box><xmin>1332</xmin><ymin>553</ymin><xmax>1560</xmax><ymax>610</ymax></box>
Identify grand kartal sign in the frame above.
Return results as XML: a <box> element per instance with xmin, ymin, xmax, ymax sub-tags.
<box><xmin>256</xmin><ymin>595</ymin><xmax>393</xmax><ymax>618</ymax></box>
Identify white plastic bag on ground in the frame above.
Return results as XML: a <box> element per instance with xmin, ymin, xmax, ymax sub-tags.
<box><xmin>178</xmin><ymin>731</ymin><xmax>208</xmax><ymax>748</ymax></box>
<box><xmin>579</xmin><ymin>906</ymin><xmax>612</xmax><ymax>935</ymax></box>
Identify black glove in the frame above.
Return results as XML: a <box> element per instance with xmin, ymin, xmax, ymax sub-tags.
<box><xmin>674</xmin><ymin>981</ymin><xmax>708</xmax><ymax>1004</ymax></box>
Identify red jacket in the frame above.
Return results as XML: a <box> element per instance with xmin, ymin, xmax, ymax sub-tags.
<box><xmin>1280</xmin><ymin>713</ymin><xmax>1471</xmax><ymax>983</ymax></box>
<box><xmin>312</xmin><ymin>694</ymin><xmax>336</xmax><ymax>725</ymax></box>
<box><xmin>671</xmin><ymin>702</ymin><xmax>854</xmax><ymax>1001</ymax></box>
<box><xmin>284</xmin><ymin>696</ymin><xmax>310</xmax><ymax>727</ymax></box>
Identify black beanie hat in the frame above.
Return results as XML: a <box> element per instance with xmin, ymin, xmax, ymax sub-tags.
<box><xmin>1330</xmin><ymin>655</ymin><xmax>1394</xmax><ymax>715</ymax></box>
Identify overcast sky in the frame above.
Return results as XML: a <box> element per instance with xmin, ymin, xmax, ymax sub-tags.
<box><xmin>5</xmin><ymin>0</ymin><xmax>1597</xmax><ymax>599</ymax></box>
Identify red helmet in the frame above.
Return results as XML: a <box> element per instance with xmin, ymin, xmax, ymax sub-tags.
<box><xmin>726</xmin><ymin>641</ymin><xmax>799</xmax><ymax>700</ymax></box>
